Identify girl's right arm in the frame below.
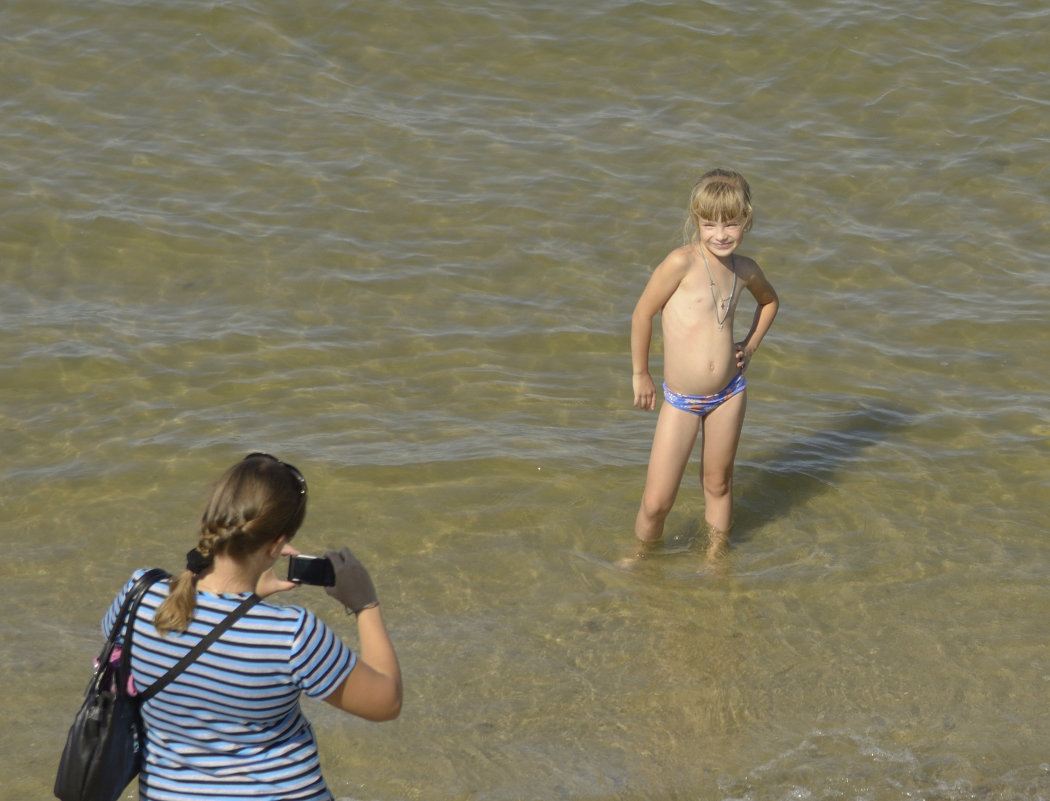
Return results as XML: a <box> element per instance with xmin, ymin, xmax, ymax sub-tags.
<box><xmin>631</xmin><ymin>250</ymin><xmax>688</xmax><ymax>410</ymax></box>
<box><xmin>631</xmin><ymin>309</ymin><xmax>657</xmax><ymax>410</ymax></box>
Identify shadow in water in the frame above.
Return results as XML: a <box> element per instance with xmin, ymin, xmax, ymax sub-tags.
<box><xmin>731</xmin><ymin>401</ymin><xmax>916</xmax><ymax>543</ymax></box>
<box><xmin>662</xmin><ymin>401</ymin><xmax>917</xmax><ymax>551</ymax></box>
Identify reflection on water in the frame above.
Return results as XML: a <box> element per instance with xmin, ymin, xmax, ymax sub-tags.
<box><xmin>3</xmin><ymin>0</ymin><xmax>1050</xmax><ymax>798</ymax></box>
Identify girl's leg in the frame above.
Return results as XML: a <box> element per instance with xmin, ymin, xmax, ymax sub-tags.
<box><xmin>635</xmin><ymin>403</ymin><xmax>701</xmax><ymax>543</ymax></box>
<box><xmin>699</xmin><ymin>389</ymin><xmax>747</xmax><ymax>535</ymax></box>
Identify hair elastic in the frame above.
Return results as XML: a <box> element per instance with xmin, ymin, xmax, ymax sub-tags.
<box><xmin>185</xmin><ymin>548</ymin><xmax>213</xmax><ymax>575</ymax></box>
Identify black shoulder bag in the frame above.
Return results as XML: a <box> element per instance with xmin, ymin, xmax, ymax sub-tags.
<box><xmin>54</xmin><ymin>571</ymin><xmax>260</xmax><ymax>801</ymax></box>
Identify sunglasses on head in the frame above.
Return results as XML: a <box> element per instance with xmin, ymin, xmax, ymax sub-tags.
<box><xmin>245</xmin><ymin>452</ymin><xmax>308</xmax><ymax>499</ymax></box>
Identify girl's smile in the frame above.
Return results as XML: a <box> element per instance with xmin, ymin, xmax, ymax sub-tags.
<box><xmin>699</xmin><ymin>217</ymin><xmax>745</xmax><ymax>258</ymax></box>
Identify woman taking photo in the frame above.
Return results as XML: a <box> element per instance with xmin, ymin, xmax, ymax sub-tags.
<box><xmin>102</xmin><ymin>452</ymin><xmax>402</xmax><ymax>800</ymax></box>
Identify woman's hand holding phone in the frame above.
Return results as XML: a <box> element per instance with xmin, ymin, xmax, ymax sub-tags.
<box><xmin>324</xmin><ymin>547</ymin><xmax>379</xmax><ymax>615</ymax></box>
<box><xmin>256</xmin><ymin>543</ymin><xmax>301</xmax><ymax>598</ymax></box>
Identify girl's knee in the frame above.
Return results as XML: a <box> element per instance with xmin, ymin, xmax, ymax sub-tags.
<box><xmin>639</xmin><ymin>491</ymin><xmax>674</xmax><ymax>522</ymax></box>
<box><xmin>702</xmin><ymin>471</ymin><xmax>732</xmax><ymax>499</ymax></box>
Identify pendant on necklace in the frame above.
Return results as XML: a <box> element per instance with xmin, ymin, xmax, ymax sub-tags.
<box><xmin>701</xmin><ymin>247</ymin><xmax>737</xmax><ymax>331</ymax></box>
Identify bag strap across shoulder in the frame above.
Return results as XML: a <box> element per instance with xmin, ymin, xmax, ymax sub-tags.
<box><xmin>135</xmin><ymin>593</ymin><xmax>261</xmax><ymax>705</ymax></box>
<box><xmin>93</xmin><ymin>568</ymin><xmax>170</xmax><ymax>695</ymax></box>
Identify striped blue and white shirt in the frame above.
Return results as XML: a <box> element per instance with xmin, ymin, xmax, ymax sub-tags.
<box><xmin>103</xmin><ymin>569</ymin><xmax>356</xmax><ymax>801</ymax></box>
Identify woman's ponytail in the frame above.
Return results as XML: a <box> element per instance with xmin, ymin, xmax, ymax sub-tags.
<box><xmin>153</xmin><ymin>453</ymin><xmax>307</xmax><ymax>635</ymax></box>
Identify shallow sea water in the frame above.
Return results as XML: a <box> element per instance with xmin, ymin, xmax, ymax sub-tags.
<box><xmin>3</xmin><ymin>0</ymin><xmax>1049</xmax><ymax>799</ymax></box>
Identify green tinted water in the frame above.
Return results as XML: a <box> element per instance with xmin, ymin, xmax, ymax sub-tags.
<box><xmin>3</xmin><ymin>0</ymin><xmax>1049</xmax><ymax>798</ymax></box>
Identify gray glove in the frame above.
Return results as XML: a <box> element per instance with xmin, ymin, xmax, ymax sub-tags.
<box><xmin>324</xmin><ymin>547</ymin><xmax>379</xmax><ymax>614</ymax></box>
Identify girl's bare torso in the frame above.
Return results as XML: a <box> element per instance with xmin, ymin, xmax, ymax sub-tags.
<box><xmin>659</xmin><ymin>249</ymin><xmax>742</xmax><ymax>397</ymax></box>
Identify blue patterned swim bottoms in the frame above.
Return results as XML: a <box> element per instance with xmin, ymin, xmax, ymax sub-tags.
<box><xmin>663</xmin><ymin>371</ymin><xmax>746</xmax><ymax>417</ymax></box>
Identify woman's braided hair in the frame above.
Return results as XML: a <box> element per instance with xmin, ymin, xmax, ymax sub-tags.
<box><xmin>154</xmin><ymin>453</ymin><xmax>307</xmax><ymax>635</ymax></box>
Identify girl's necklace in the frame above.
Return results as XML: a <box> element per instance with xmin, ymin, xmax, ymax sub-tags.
<box><xmin>700</xmin><ymin>246</ymin><xmax>737</xmax><ymax>330</ymax></box>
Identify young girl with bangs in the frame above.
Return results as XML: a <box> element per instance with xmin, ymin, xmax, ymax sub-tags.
<box><xmin>627</xmin><ymin>169</ymin><xmax>779</xmax><ymax>567</ymax></box>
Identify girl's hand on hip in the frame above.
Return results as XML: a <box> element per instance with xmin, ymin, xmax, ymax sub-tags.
<box><xmin>735</xmin><ymin>342</ymin><xmax>752</xmax><ymax>371</ymax></box>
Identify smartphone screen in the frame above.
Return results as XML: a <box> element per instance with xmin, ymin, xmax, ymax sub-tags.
<box><xmin>287</xmin><ymin>554</ymin><xmax>336</xmax><ymax>587</ymax></box>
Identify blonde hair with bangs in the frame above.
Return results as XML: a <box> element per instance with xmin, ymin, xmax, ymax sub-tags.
<box><xmin>684</xmin><ymin>168</ymin><xmax>754</xmax><ymax>245</ymax></box>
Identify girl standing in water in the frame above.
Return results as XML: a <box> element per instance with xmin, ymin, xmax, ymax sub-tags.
<box><xmin>629</xmin><ymin>169</ymin><xmax>779</xmax><ymax>565</ymax></box>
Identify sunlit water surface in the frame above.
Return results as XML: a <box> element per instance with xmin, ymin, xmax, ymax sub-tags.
<box><xmin>3</xmin><ymin>0</ymin><xmax>1049</xmax><ymax>799</ymax></box>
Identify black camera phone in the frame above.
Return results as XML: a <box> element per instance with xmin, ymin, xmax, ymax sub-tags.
<box><xmin>287</xmin><ymin>554</ymin><xmax>335</xmax><ymax>587</ymax></box>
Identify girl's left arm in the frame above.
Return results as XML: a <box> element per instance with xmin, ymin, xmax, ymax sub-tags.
<box><xmin>736</xmin><ymin>263</ymin><xmax>779</xmax><ymax>368</ymax></box>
